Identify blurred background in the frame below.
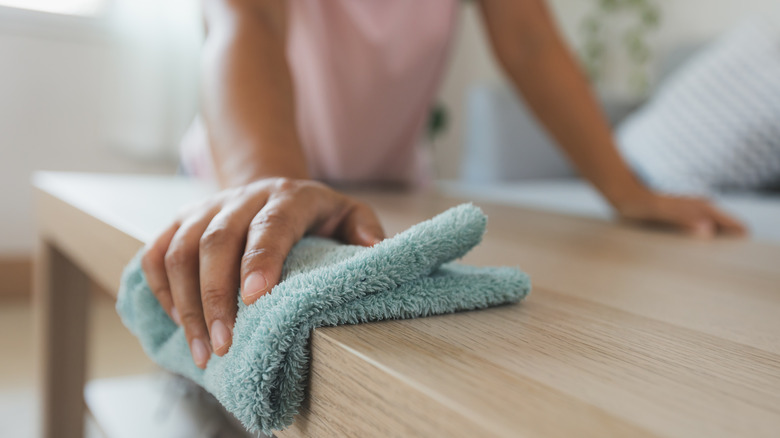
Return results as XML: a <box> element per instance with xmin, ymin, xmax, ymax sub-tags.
<box><xmin>1</xmin><ymin>0</ymin><xmax>779</xmax><ymax>436</ymax></box>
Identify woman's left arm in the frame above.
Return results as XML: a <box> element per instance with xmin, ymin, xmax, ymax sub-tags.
<box><xmin>477</xmin><ymin>0</ymin><xmax>745</xmax><ymax>237</ymax></box>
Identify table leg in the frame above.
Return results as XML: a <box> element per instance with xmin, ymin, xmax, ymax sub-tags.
<box><xmin>34</xmin><ymin>241</ymin><xmax>91</xmax><ymax>438</ymax></box>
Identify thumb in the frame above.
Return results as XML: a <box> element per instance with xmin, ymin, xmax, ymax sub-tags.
<box><xmin>340</xmin><ymin>202</ymin><xmax>385</xmax><ymax>247</ymax></box>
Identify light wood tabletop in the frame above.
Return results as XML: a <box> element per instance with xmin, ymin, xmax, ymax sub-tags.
<box><xmin>33</xmin><ymin>172</ymin><xmax>780</xmax><ymax>438</ymax></box>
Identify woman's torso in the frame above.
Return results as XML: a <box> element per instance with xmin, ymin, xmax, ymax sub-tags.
<box><xmin>181</xmin><ymin>0</ymin><xmax>459</xmax><ymax>186</ymax></box>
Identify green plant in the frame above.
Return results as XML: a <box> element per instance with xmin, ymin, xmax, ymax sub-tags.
<box><xmin>427</xmin><ymin>102</ymin><xmax>448</xmax><ymax>142</ymax></box>
<box><xmin>580</xmin><ymin>0</ymin><xmax>661</xmax><ymax>94</ymax></box>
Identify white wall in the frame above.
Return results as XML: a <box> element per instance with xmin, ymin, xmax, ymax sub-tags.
<box><xmin>434</xmin><ymin>0</ymin><xmax>780</xmax><ymax>179</ymax></box>
<box><xmin>0</xmin><ymin>5</ymin><xmax>200</xmax><ymax>255</ymax></box>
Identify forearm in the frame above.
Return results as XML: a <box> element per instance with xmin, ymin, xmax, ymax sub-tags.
<box><xmin>479</xmin><ymin>1</ymin><xmax>649</xmax><ymax>205</ymax></box>
<box><xmin>506</xmin><ymin>48</ymin><xmax>648</xmax><ymax>204</ymax></box>
<box><xmin>202</xmin><ymin>0</ymin><xmax>309</xmax><ymax>188</ymax></box>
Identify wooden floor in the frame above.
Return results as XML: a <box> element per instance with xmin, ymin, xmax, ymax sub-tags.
<box><xmin>0</xmin><ymin>293</ymin><xmax>155</xmax><ymax>438</ymax></box>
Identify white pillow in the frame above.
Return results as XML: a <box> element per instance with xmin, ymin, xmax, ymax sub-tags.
<box><xmin>617</xmin><ymin>19</ymin><xmax>780</xmax><ymax>195</ymax></box>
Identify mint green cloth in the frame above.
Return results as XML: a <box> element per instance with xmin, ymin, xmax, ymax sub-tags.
<box><xmin>116</xmin><ymin>204</ymin><xmax>530</xmax><ymax>434</ymax></box>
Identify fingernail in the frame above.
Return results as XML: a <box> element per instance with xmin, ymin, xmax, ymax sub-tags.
<box><xmin>191</xmin><ymin>338</ymin><xmax>210</xmax><ymax>368</ymax></box>
<box><xmin>171</xmin><ymin>307</ymin><xmax>181</xmax><ymax>325</ymax></box>
<box><xmin>211</xmin><ymin>319</ymin><xmax>231</xmax><ymax>352</ymax></box>
<box><xmin>358</xmin><ymin>228</ymin><xmax>382</xmax><ymax>246</ymax></box>
<box><xmin>242</xmin><ymin>272</ymin><xmax>267</xmax><ymax>301</ymax></box>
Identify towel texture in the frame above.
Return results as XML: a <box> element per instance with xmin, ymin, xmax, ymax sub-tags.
<box><xmin>117</xmin><ymin>204</ymin><xmax>530</xmax><ymax>434</ymax></box>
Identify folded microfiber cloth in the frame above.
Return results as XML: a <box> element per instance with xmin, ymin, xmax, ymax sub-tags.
<box><xmin>116</xmin><ymin>203</ymin><xmax>530</xmax><ymax>435</ymax></box>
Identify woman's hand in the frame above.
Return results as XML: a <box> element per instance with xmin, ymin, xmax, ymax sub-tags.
<box><xmin>612</xmin><ymin>191</ymin><xmax>746</xmax><ymax>238</ymax></box>
<box><xmin>140</xmin><ymin>178</ymin><xmax>385</xmax><ymax>368</ymax></box>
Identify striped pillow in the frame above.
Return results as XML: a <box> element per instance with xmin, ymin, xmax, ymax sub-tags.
<box><xmin>617</xmin><ymin>19</ymin><xmax>780</xmax><ymax>195</ymax></box>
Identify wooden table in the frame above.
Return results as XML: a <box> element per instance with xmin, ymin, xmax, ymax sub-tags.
<box><xmin>33</xmin><ymin>172</ymin><xmax>780</xmax><ymax>438</ymax></box>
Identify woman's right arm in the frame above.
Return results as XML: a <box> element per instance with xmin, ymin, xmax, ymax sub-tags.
<box><xmin>141</xmin><ymin>0</ymin><xmax>385</xmax><ymax>370</ymax></box>
<box><xmin>202</xmin><ymin>0</ymin><xmax>308</xmax><ymax>186</ymax></box>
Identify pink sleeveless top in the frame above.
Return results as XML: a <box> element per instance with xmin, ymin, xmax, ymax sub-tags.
<box><xmin>180</xmin><ymin>0</ymin><xmax>459</xmax><ymax>186</ymax></box>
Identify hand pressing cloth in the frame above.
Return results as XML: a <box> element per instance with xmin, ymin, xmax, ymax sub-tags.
<box><xmin>116</xmin><ymin>204</ymin><xmax>531</xmax><ymax>435</ymax></box>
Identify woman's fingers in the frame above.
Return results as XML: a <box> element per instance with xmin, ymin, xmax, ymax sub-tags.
<box><xmin>238</xmin><ymin>182</ymin><xmax>388</xmax><ymax>307</ymax></box>
<box><xmin>141</xmin><ymin>222</ymin><xmax>180</xmax><ymax>323</ymax></box>
<box><xmin>669</xmin><ymin>199</ymin><xmax>745</xmax><ymax>238</ymax></box>
<box><xmin>705</xmin><ymin>204</ymin><xmax>747</xmax><ymax>236</ymax></box>
<box><xmin>240</xmin><ymin>192</ymin><xmax>314</xmax><ymax>305</ymax></box>
<box><xmin>339</xmin><ymin>201</ymin><xmax>385</xmax><ymax>246</ymax></box>
<box><xmin>616</xmin><ymin>193</ymin><xmax>747</xmax><ymax>238</ymax></box>
<box><xmin>142</xmin><ymin>177</ymin><xmax>388</xmax><ymax>366</ymax></box>
<box><xmin>199</xmin><ymin>191</ymin><xmax>269</xmax><ymax>356</ymax></box>
<box><xmin>679</xmin><ymin>216</ymin><xmax>716</xmax><ymax>238</ymax></box>
<box><xmin>166</xmin><ymin>208</ymin><xmax>220</xmax><ymax>369</ymax></box>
